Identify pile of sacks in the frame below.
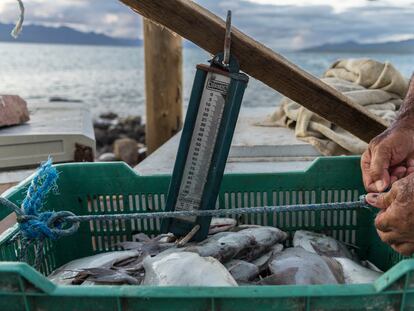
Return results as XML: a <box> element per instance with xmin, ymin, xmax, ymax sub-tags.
<box><xmin>260</xmin><ymin>58</ymin><xmax>409</xmax><ymax>155</ymax></box>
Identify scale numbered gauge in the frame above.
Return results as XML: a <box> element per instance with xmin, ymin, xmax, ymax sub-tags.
<box><xmin>162</xmin><ymin>53</ymin><xmax>249</xmax><ymax>241</ymax></box>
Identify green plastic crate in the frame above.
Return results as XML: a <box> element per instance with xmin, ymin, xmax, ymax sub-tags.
<box><xmin>0</xmin><ymin>156</ymin><xmax>413</xmax><ymax>311</ymax></box>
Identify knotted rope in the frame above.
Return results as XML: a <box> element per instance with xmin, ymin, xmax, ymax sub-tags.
<box><xmin>1</xmin><ymin>158</ymin><xmax>79</xmax><ymax>268</ymax></box>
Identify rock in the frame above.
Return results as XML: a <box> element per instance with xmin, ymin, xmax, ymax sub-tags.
<box><xmin>137</xmin><ymin>145</ymin><xmax>147</xmax><ymax>162</ymax></box>
<box><xmin>113</xmin><ymin>138</ymin><xmax>138</xmax><ymax>166</ymax></box>
<box><xmin>98</xmin><ymin>153</ymin><xmax>118</xmax><ymax>162</ymax></box>
<box><xmin>94</xmin><ymin>128</ymin><xmax>109</xmax><ymax>146</ymax></box>
<box><xmin>107</xmin><ymin>124</ymin><xmax>124</xmax><ymax>144</ymax></box>
<box><xmin>93</xmin><ymin>118</ymin><xmax>116</xmax><ymax>130</ymax></box>
<box><xmin>120</xmin><ymin>116</ymin><xmax>142</xmax><ymax>132</ymax></box>
<box><xmin>97</xmin><ymin>145</ymin><xmax>113</xmax><ymax>155</ymax></box>
<box><xmin>0</xmin><ymin>95</ymin><xmax>30</xmax><ymax>127</ymax></box>
<box><xmin>100</xmin><ymin>112</ymin><xmax>118</xmax><ymax>120</ymax></box>
<box><xmin>49</xmin><ymin>96</ymin><xmax>82</xmax><ymax>103</ymax></box>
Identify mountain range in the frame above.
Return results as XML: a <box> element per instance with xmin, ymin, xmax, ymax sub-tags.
<box><xmin>302</xmin><ymin>39</ymin><xmax>414</xmax><ymax>53</ymax></box>
<box><xmin>0</xmin><ymin>23</ymin><xmax>141</xmax><ymax>46</ymax></box>
<box><xmin>2</xmin><ymin>22</ymin><xmax>413</xmax><ymax>53</ymax></box>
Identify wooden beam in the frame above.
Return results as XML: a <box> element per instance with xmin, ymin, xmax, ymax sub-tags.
<box><xmin>143</xmin><ymin>18</ymin><xmax>183</xmax><ymax>154</ymax></box>
<box><xmin>121</xmin><ymin>0</ymin><xmax>387</xmax><ymax>142</ymax></box>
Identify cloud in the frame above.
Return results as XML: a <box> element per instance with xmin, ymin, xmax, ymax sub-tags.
<box><xmin>0</xmin><ymin>0</ymin><xmax>141</xmax><ymax>39</ymax></box>
<box><xmin>0</xmin><ymin>0</ymin><xmax>413</xmax><ymax>50</ymax></box>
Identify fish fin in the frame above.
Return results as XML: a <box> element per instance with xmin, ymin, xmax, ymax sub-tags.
<box><xmin>322</xmin><ymin>256</ymin><xmax>345</xmax><ymax>284</ymax></box>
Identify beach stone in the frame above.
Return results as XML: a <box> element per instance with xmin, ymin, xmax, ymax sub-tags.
<box><xmin>0</xmin><ymin>95</ymin><xmax>30</xmax><ymax>127</ymax></box>
<box><xmin>137</xmin><ymin>144</ymin><xmax>147</xmax><ymax>162</ymax></box>
<box><xmin>114</xmin><ymin>138</ymin><xmax>138</xmax><ymax>166</ymax></box>
<box><xmin>94</xmin><ymin>128</ymin><xmax>109</xmax><ymax>146</ymax></box>
<box><xmin>98</xmin><ymin>152</ymin><xmax>118</xmax><ymax>162</ymax></box>
<box><xmin>93</xmin><ymin>118</ymin><xmax>116</xmax><ymax>130</ymax></box>
<box><xmin>100</xmin><ymin>112</ymin><xmax>118</xmax><ymax>120</ymax></box>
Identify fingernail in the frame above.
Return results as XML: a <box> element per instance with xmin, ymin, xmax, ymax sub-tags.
<box><xmin>375</xmin><ymin>180</ymin><xmax>384</xmax><ymax>192</ymax></box>
<box><xmin>366</xmin><ymin>193</ymin><xmax>379</xmax><ymax>205</ymax></box>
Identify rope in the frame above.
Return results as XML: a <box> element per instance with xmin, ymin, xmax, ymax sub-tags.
<box><xmin>11</xmin><ymin>0</ymin><xmax>25</xmax><ymax>39</ymax></box>
<box><xmin>2</xmin><ymin>192</ymin><xmax>370</xmax><ymax>242</ymax></box>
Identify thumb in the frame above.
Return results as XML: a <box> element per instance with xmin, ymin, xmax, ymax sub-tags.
<box><xmin>370</xmin><ymin>148</ymin><xmax>391</xmax><ymax>192</ymax></box>
<box><xmin>366</xmin><ymin>189</ymin><xmax>396</xmax><ymax>209</ymax></box>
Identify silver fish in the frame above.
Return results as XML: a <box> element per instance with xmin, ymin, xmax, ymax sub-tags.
<box><xmin>229</xmin><ymin>224</ymin><xmax>262</xmax><ymax>232</ymax></box>
<box><xmin>361</xmin><ymin>260</ymin><xmax>383</xmax><ymax>273</ymax></box>
<box><xmin>225</xmin><ymin>259</ymin><xmax>259</xmax><ymax>283</ymax></box>
<box><xmin>209</xmin><ymin>218</ymin><xmax>237</xmax><ymax>235</ymax></box>
<box><xmin>251</xmin><ymin>244</ymin><xmax>284</xmax><ymax>272</ymax></box>
<box><xmin>73</xmin><ymin>267</ymin><xmax>140</xmax><ymax>285</ymax></box>
<box><xmin>185</xmin><ymin>227</ymin><xmax>286</xmax><ymax>262</ymax></box>
<box><xmin>118</xmin><ymin>241</ymin><xmax>175</xmax><ymax>255</ymax></box>
<box><xmin>325</xmin><ymin>257</ymin><xmax>383</xmax><ymax>284</ymax></box>
<box><xmin>293</xmin><ymin>230</ymin><xmax>353</xmax><ymax>259</ymax></box>
<box><xmin>48</xmin><ymin>250</ymin><xmax>140</xmax><ymax>285</ymax></box>
<box><xmin>142</xmin><ymin>251</ymin><xmax>238</xmax><ymax>286</ymax></box>
<box><xmin>264</xmin><ymin>247</ymin><xmax>340</xmax><ymax>285</ymax></box>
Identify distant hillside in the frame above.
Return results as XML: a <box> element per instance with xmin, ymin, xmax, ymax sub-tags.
<box><xmin>301</xmin><ymin>39</ymin><xmax>414</xmax><ymax>53</ymax></box>
<box><xmin>0</xmin><ymin>23</ymin><xmax>142</xmax><ymax>46</ymax></box>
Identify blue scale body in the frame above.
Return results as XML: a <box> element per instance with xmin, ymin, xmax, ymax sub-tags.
<box><xmin>161</xmin><ymin>53</ymin><xmax>249</xmax><ymax>241</ymax></box>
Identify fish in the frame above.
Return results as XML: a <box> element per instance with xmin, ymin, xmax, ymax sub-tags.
<box><xmin>118</xmin><ymin>240</ymin><xmax>175</xmax><ymax>255</ymax></box>
<box><xmin>142</xmin><ymin>251</ymin><xmax>238</xmax><ymax>286</ymax></box>
<box><xmin>361</xmin><ymin>260</ymin><xmax>383</xmax><ymax>273</ymax></box>
<box><xmin>48</xmin><ymin>250</ymin><xmax>140</xmax><ymax>285</ymax></box>
<box><xmin>229</xmin><ymin>224</ymin><xmax>262</xmax><ymax>232</ymax></box>
<box><xmin>132</xmin><ymin>233</ymin><xmax>151</xmax><ymax>242</ymax></box>
<box><xmin>185</xmin><ymin>226</ymin><xmax>287</xmax><ymax>262</ymax></box>
<box><xmin>324</xmin><ymin>257</ymin><xmax>383</xmax><ymax>284</ymax></box>
<box><xmin>72</xmin><ymin>267</ymin><xmax>140</xmax><ymax>285</ymax></box>
<box><xmin>209</xmin><ymin>218</ymin><xmax>237</xmax><ymax>235</ymax></box>
<box><xmin>224</xmin><ymin>259</ymin><xmax>259</xmax><ymax>283</ymax></box>
<box><xmin>263</xmin><ymin>247</ymin><xmax>341</xmax><ymax>285</ymax></box>
<box><xmin>251</xmin><ymin>244</ymin><xmax>284</xmax><ymax>272</ymax></box>
<box><xmin>293</xmin><ymin>230</ymin><xmax>354</xmax><ymax>259</ymax></box>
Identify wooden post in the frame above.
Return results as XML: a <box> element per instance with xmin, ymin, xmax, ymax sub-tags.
<box><xmin>143</xmin><ymin>18</ymin><xmax>183</xmax><ymax>154</ymax></box>
<box><xmin>121</xmin><ymin>0</ymin><xmax>387</xmax><ymax>142</ymax></box>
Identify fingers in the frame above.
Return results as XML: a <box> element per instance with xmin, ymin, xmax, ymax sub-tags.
<box><xmin>390</xmin><ymin>166</ymin><xmax>407</xmax><ymax>184</ymax></box>
<box><xmin>377</xmin><ymin>230</ymin><xmax>400</xmax><ymax>244</ymax></box>
<box><xmin>370</xmin><ymin>147</ymin><xmax>391</xmax><ymax>192</ymax></box>
<box><xmin>407</xmin><ymin>157</ymin><xmax>414</xmax><ymax>176</ymax></box>
<box><xmin>391</xmin><ymin>243</ymin><xmax>414</xmax><ymax>256</ymax></box>
<box><xmin>366</xmin><ymin>189</ymin><xmax>396</xmax><ymax>209</ymax></box>
<box><xmin>375</xmin><ymin>207</ymin><xmax>399</xmax><ymax>232</ymax></box>
<box><xmin>361</xmin><ymin>150</ymin><xmax>375</xmax><ymax>192</ymax></box>
<box><xmin>361</xmin><ymin>149</ymin><xmax>379</xmax><ymax>192</ymax></box>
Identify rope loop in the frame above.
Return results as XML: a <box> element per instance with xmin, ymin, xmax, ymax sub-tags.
<box><xmin>16</xmin><ymin>210</ymin><xmax>80</xmax><ymax>240</ymax></box>
<box><xmin>47</xmin><ymin>211</ymin><xmax>80</xmax><ymax>238</ymax></box>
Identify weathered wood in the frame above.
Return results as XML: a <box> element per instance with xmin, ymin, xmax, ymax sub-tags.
<box><xmin>143</xmin><ymin>18</ymin><xmax>183</xmax><ymax>154</ymax></box>
<box><xmin>121</xmin><ymin>0</ymin><xmax>387</xmax><ymax>142</ymax></box>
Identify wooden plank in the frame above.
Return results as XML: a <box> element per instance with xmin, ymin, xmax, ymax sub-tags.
<box><xmin>143</xmin><ymin>18</ymin><xmax>183</xmax><ymax>154</ymax></box>
<box><xmin>120</xmin><ymin>0</ymin><xmax>388</xmax><ymax>142</ymax></box>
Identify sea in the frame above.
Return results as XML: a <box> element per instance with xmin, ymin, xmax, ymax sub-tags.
<box><xmin>0</xmin><ymin>42</ymin><xmax>412</xmax><ymax>117</ymax></box>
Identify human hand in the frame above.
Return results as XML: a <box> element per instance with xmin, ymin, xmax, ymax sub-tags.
<box><xmin>361</xmin><ymin>124</ymin><xmax>414</xmax><ymax>192</ymax></box>
<box><xmin>366</xmin><ymin>174</ymin><xmax>414</xmax><ymax>256</ymax></box>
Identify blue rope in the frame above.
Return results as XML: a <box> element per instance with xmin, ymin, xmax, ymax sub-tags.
<box><xmin>16</xmin><ymin>158</ymin><xmax>62</xmax><ymax>240</ymax></box>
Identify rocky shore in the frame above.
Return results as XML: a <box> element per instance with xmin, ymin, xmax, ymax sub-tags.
<box><xmin>93</xmin><ymin>112</ymin><xmax>147</xmax><ymax>167</ymax></box>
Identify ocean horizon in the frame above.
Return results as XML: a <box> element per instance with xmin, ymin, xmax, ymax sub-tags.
<box><xmin>1</xmin><ymin>42</ymin><xmax>413</xmax><ymax>118</ymax></box>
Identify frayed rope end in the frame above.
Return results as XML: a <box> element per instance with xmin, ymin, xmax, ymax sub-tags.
<box><xmin>11</xmin><ymin>0</ymin><xmax>24</xmax><ymax>39</ymax></box>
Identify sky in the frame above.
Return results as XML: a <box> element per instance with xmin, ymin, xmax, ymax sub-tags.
<box><xmin>0</xmin><ymin>0</ymin><xmax>413</xmax><ymax>50</ymax></box>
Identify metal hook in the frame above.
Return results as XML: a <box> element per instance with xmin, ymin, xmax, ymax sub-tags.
<box><xmin>223</xmin><ymin>10</ymin><xmax>232</xmax><ymax>66</ymax></box>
